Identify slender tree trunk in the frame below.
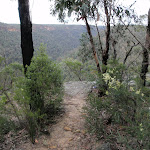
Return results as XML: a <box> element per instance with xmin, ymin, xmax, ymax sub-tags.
<box><xmin>95</xmin><ymin>23</ymin><xmax>103</xmax><ymax>53</ymax></box>
<box><xmin>92</xmin><ymin>9</ymin><xmax>103</xmax><ymax>54</ymax></box>
<box><xmin>85</xmin><ymin>16</ymin><xmax>105</xmax><ymax>97</ymax></box>
<box><xmin>112</xmin><ymin>39</ymin><xmax>117</xmax><ymax>60</ymax></box>
<box><xmin>84</xmin><ymin>16</ymin><xmax>101</xmax><ymax>73</ymax></box>
<box><xmin>102</xmin><ymin>0</ymin><xmax>111</xmax><ymax>73</ymax></box>
<box><xmin>18</xmin><ymin>0</ymin><xmax>34</xmax><ymax>74</ymax></box>
<box><xmin>140</xmin><ymin>9</ymin><xmax>150</xmax><ymax>86</ymax></box>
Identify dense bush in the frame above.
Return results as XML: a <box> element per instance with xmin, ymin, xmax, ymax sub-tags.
<box><xmin>61</xmin><ymin>58</ymin><xmax>97</xmax><ymax>81</ymax></box>
<box><xmin>14</xmin><ymin>44</ymin><xmax>64</xmax><ymax>142</ymax></box>
<box><xmin>0</xmin><ymin>116</ymin><xmax>15</xmax><ymax>143</ymax></box>
<box><xmin>26</xmin><ymin>44</ymin><xmax>63</xmax><ymax>114</ymax></box>
<box><xmin>0</xmin><ymin>57</ymin><xmax>23</xmax><ymax>144</ymax></box>
<box><xmin>0</xmin><ymin>45</ymin><xmax>64</xmax><ymax>143</ymax></box>
<box><xmin>84</xmin><ymin>63</ymin><xmax>150</xmax><ymax>149</ymax></box>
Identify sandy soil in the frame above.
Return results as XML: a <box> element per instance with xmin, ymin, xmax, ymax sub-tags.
<box><xmin>2</xmin><ymin>81</ymin><xmax>99</xmax><ymax>150</ymax></box>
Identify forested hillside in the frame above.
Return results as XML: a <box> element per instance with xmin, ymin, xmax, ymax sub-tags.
<box><xmin>0</xmin><ymin>22</ymin><xmax>100</xmax><ymax>63</ymax></box>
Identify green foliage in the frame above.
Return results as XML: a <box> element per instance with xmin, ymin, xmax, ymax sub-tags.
<box><xmin>13</xmin><ymin>44</ymin><xmax>64</xmax><ymax>141</ymax></box>
<box><xmin>0</xmin><ymin>116</ymin><xmax>15</xmax><ymax>143</ymax></box>
<box><xmin>0</xmin><ymin>23</ymin><xmax>101</xmax><ymax>63</ymax></box>
<box><xmin>0</xmin><ymin>58</ymin><xmax>23</xmax><ymax>143</ymax></box>
<box><xmin>63</xmin><ymin>58</ymin><xmax>84</xmax><ymax>81</ymax></box>
<box><xmin>84</xmin><ymin>62</ymin><xmax>150</xmax><ymax>149</ymax></box>
<box><xmin>77</xmin><ymin>33</ymin><xmax>92</xmax><ymax>63</ymax></box>
<box><xmin>0</xmin><ymin>55</ymin><xmax>4</xmax><ymax>65</ymax></box>
<box><xmin>84</xmin><ymin>94</ymin><xmax>108</xmax><ymax>139</ymax></box>
<box><xmin>61</xmin><ymin>58</ymin><xmax>97</xmax><ymax>81</ymax></box>
<box><xmin>106</xmin><ymin>59</ymin><xmax>126</xmax><ymax>81</ymax></box>
<box><xmin>51</xmin><ymin>0</ymin><xmax>98</xmax><ymax>22</ymax></box>
<box><xmin>26</xmin><ymin>44</ymin><xmax>63</xmax><ymax>112</ymax></box>
<box><xmin>0</xmin><ymin>45</ymin><xmax>64</xmax><ymax>143</ymax></box>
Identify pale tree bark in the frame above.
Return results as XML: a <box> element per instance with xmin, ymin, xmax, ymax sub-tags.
<box><xmin>140</xmin><ymin>9</ymin><xmax>150</xmax><ymax>86</ymax></box>
<box><xmin>92</xmin><ymin>8</ymin><xmax>103</xmax><ymax>53</ymax></box>
<box><xmin>84</xmin><ymin>16</ymin><xmax>101</xmax><ymax>73</ymax></box>
<box><xmin>102</xmin><ymin>0</ymin><xmax>111</xmax><ymax>73</ymax></box>
<box><xmin>18</xmin><ymin>0</ymin><xmax>34</xmax><ymax>74</ymax></box>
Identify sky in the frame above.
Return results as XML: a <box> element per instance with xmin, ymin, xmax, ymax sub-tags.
<box><xmin>0</xmin><ymin>0</ymin><xmax>149</xmax><ymax>25</ymax></box>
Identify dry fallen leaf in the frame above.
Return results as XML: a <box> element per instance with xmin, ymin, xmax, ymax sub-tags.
<box><xmin>64</xmin><ymin>126</ymin><xmax>72</xmax><ymax>131</ymax></box>
<box><xmin>49</xmin><ymin>146</ymin><xmax>57</xmax><ymax>149</ymax></box>
<box><xmin>81</xmin><ymin>130</ymin><xmax>86</xmax><ymax>134</ymax></box>
<box><xmin>35</xmin><ymin>139</ymin><xmax>38</xmax><ymax>143</ymax></box>
<box><xmin>68</xmin><ymin>138</ymin><xmax>74</xmax><ymax>141</ymax></box>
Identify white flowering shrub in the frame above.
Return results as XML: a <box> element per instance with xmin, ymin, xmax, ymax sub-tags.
<box><xmin>84</xmin><ymin>61</ymin><xmax>150</xmax><ymax>149</ymax></box>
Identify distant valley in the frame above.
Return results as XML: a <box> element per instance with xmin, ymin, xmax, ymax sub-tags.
<box><xmin>0</xmin><ymin>22</ymin><xmax>101</xmax><ymax>64</ymax></box>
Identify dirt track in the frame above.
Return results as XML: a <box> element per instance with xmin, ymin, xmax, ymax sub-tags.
<box><xmin>3</xmin><ymin>81</ymin><xmax>98</xmax><ymax>150</ymax></box>
<box><xmin>46</xmin><ymin>81</ymin><xmax>97</xmax><ymax>150</ymax></box>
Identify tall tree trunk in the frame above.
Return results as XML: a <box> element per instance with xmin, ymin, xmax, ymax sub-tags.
<box><xmin>84</xmin><ymin>16</ymin><xmax>101</xmax><ymax>73</ymax></box>
<box><xmin>84</xmin><ymin>16</ymin><xmax>105</xmax><ymax>97</ymax></box>
<box><xmin>102</xmin><ymin>0</ymin><xmax>111</xmax><ymax>73</ymax></box>
<box><xmin>18</xmin><ymin>0</ymin><xmax>34</xmax><ymax>74</ymax></box>
<box><xmin>92</xmin><ymin>9</ymin><xmax>103</xmax><ymax>53</ymax></box>
<box><xmin>140</xmin><ymin>9</ymin><xmax>150</xmax><ymax>86</ymax></box>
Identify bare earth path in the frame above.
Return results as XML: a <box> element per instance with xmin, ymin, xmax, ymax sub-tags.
<box><xmin>47</xmin><ymin>81</ymin><xmax>97</xmax><ymax>150</ymax></box>
<box><xmin>12</xmin><ymin>81</ymin><xmax>98</xmax><ymax>150</ymax></box>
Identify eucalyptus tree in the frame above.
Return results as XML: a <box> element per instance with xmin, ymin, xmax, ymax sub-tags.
<box><xmin>51</xmin><ymin>0</ymin><xmax>149</xmax><ymax>85</ymax></box>
<box><xmin>51</xmin><ymin>0</ymin><xmax>102</xmax><ymax>73</ymax></box>
<box><xmin>51</xmin><ymin>0</ymin><xmax>114</xmax><ymax>73</ymax></box>
<box><xmin>18</xmin><ymin>0</ymin><xmax>34</xmax><ymax>73</ymax></box>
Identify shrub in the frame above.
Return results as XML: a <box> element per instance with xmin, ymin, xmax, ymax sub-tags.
<box><xmin>14</xmin><ymin>44</ymin><xmax>64</xmax><ymax>142</ymax></box>
<box><xmin>0</xmin><ymin>116</ymin><xmax>15</xmax><ymax>143</ymax></box>
<box><xmin>25</xmin><ymin>44</ymin><xmax>63</xmax><ymax>115</ymax></box>
<box><xmin>61</xmin><ymin>58</ymin><xmax>97</xmax><ymax>82</ymax></box>
<box><xmin>0</xmin><ymin>45</ymin><xmax>64</xmax><ymax>143</ymax></box>
<box><xmin>84</xmin><ymin>94</ymin><xmax>109</xmax><ymax>139</ymax></box>
<box><xmin>0</xmin><ymin>58</ymin><xmax>23</xmax><ymax>143</ymax></box>
<box><xmin>84</xmin><ymin>64</ymin><xmax>150</xmax><ymax>149</ymax></box>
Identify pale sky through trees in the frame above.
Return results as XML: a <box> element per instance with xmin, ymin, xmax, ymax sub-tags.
<box><xmin>0</xmin><ymin>0</ymin><xmax>149</xmax><ymax>24</ymax></box>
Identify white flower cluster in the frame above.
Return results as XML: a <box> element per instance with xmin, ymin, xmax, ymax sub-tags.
<box><xmin>130</xmin><ymin>87</ymin><xmax>144</xmax><ymax>97</ymax></box>
<box><xmin>102</xmin><ymin>69</ymin><xmax>144</xmax><ymax>97</ymax></box>
<box><xmin>103</xmin><ymin>72</ymin><xmax>121</xmax><ymax>90</ymax></box>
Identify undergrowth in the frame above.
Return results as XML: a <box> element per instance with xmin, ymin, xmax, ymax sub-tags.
<box><xmin>84</xmin><ymin>61</ymin><xmax>150</xmax><ymax>149</ymax></box>
<box><xmin>0</xmin><ymin>44</ymin><xmax>64</xmax><ymax>144</ymax></box>
<box><xmin>0</xmin><ymin>116</ymin><xmax>15</xmax><ymax>143</ymax></box>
